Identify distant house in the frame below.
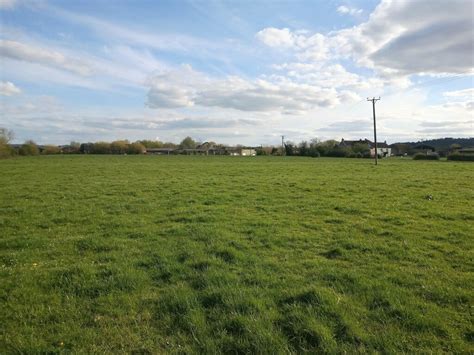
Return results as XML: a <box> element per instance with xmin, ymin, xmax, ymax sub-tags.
<box><xmin>226</xmin><ymin>147</ymin><xmax>257</xmax><ymax>156</ymax></box>
<box><xmin>339</xmin><ymin>138</ymin><xmax>392</xmax><ymax>157</ymax></box>
<box><xmin>145</xmin><ymin>145</ymin><xmax>256</xmax><ymax>156</ymax></box>
<box><xmin>339</xmin><ymin>138</ymin><xmax>372</xmax><ymax>149</ymax></box>
<box><xmin>240</xmin><ymin>148</ymin><xmax>256</xmax><ymax>156</ymax></box>
<box><xmin>371</xmin><ymin>141</ymin><xmax>391</xmax><ymax>158</ymax></box>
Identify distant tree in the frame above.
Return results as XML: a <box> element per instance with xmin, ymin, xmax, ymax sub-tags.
<box><xmin>91</xmin><ymin>142</ymin><xmax>111</xmax><ymax>154</ymax></box>
<box><xmin>0</xmin><ymin>128</ymin><xmax>14</xmax><ymax>145</ymax></box>
<box><xmin>256</xmin><ymin>146</ymin><xmax>272</xmax><ymax>155</ymax></box>
<box><xmin>80</xmin><ymin>143</ymin><xmax>94</xmax><ymax>154</ymax></box>
<box><xmin>315</xmin><ymin>140</ymin><xmax>338</xmax><ymax>156</ymax></box>
<box><xmin>284</xmin><ymin>142</ymin><xmax>296</xmax><ymax>156</ymax></box>
<box><xmin>352</xmin><ymin>143</ymin><xmax>370</xmax><ymax>155</ymax></box>
<box><xmin>66</xmin><ymin>141</ymin><xmax>81</xmax><ymax>154</ymax></box>
<box><xmin>0</xmin><ymin>128</ymin><xmax>15</xmax><ymax>158</ymax></box>
<box><xmin>42</xmin><ymin>145</ymin><xmax>61</xmax><ymax>155</ymax></box>
<box><xmin>308</xmin><ymin>140</ymin><xmax>320</xmax><ymax>157</ymax></box>
<box><xmin>19</xmin><ymin>140</ymin><xmax>39</xmax><ymax>156</ymax></box>
<box><xmin>450</xmin><ymin>144</ymin><xmax>461</xmax><ymax>152</ymax></box>
<box><xmin>298</xmin><ymin>141</ymin><xmax>309</xmax><ymax>156</ymax></box>
<box><xmin>326</xmin><ymin>146</ymin><xmax>349</xmax><ymax>157</ymax></box>
<box><xmin>179</xmin><ymin>136</ymin><xmax>197</xmax><ymax>149</ymax></box>
<box><xmin>110</xmin><ymin>140</ymin><xmax>129</xmax><ymax>154</ymax></box>
<box><xmin>138</xmin><ymin>140</ymin><xmax>164</xmax><ymax>148</ymax></box>
<box><xmin>128</xmin><ymin>142</ymin><xmax>146</xmax><ymax>154</ymax></box>
<box><xmin>162</xmin><ymin>142</ymin><xmax>178</xmax><ymax>148</ymax></box>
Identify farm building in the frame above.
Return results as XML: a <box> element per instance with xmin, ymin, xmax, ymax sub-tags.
<box><xmin>227</xmin><ymin>148</ymin><xmax>257</xmax><ymax>156</ymax></box>
<box><xmin>146</xmin><ymin>148</ymin><xmax>175</xmax><ymax>155</ymax></box>
<box><xmin>145</xmin><ymin>146</ymin><xmax>256</xmax><ymax>156</ymax></box>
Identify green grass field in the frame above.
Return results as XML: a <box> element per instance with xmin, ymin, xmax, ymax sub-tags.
<box><xmin>1</xmin><ymin>156</ymin><xmax>473</xmax><ymax>353</ymax></box>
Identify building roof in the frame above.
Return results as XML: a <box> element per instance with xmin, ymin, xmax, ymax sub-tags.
<box><xmin>146</xmin><ymin>148</ymin><xmax>175</xmax><ymax>152</ymax></box>
<box><xmin>340</xmin><ymin>138</ymin><xmax>390</xmax><ymax>149</ymax></box>
<box><xmin>339</xmin><ymin>139</ymin><xmax>371</xmax><ymax>147</ymax></box>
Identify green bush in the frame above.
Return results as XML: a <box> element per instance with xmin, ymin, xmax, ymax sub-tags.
<box><xmin>0</xmin><ymin>143</ymin><xmax>15</xmax><ymax>158</ymax></box>
<box><xmin>19</xmin><ymin>141</ymin><xmax>39</xmax><ymax>156</ymax></box>
<box><xmin>447</xmin><ymin>154</ymin><xmax>474</xmax><ymax>161</ymax></box>
<box><xmin>127</xmin><ymin>142</ymin><xmax>146</xmax><ymax>154</ymax></box>
<box><xmin>413</xmin><ymin>153</ymin><xmax>439</xmax><ymax>160</ymax></box>
<box><xmin>326</xmin><ymin>147</ymin><xmax>349</xmax><ymax>157</ymax></box>
<box><xmin>42</xmin><ymin>145</ymin><xmax>61</xmax><ymax>155</ymax></box>
<box><xmin>90</xmin><ymin>142</ymin><xmax>111</xmax><ymax>154</ymax></box>
<box><xmin>0</xmin><ymin>128</ymin><xmax>15</xmax><ymax>158</ymax></box>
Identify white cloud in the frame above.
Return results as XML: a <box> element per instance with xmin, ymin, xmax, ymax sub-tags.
<box><xmin>443</xmin><ymin>88</ymin><xmax>474</xmax><ymax>111</ymax></box>
<box><xmin>145</xmin><ymin>66</ymin><xmax>353</xmax><ymax>113</ymax></box>
<box><xmin>256</xmin><ymin>27</ymin><xmax>330</xmax><ymax>61</ymax></box>
<box><xmin>443</xmin><ymin>88</ymin><xmax>474</xmax><ymax>99</ymax></box>
<box><xmin>0</xmin><ymin>81</ymin><xmax>21</xmax><ymax>96</ymax></box>
<box><xmin>337</xmin><ymin>5</ymin><xmax>362</xmax><ymax>16</ymax></box>
<box><xmin>258</xmin><ymin>0</ymin><xmax>474</xmax><ymax>76</ymax></box>
<box><xmin>0</xmin><ymin>40</ymin><xmax>93</xmax><ymax>76</ymax></box>
<box><xmin>339</xmin><ymin>0</ymin><xmax>474</xmax><ymax>75</ymax></box>
<box><xmin>255</xmin><ymin>28</ymin><xmax>296</xmax><ymax>48</ymax></box>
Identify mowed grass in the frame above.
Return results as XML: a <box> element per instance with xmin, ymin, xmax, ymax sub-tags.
<box><xmin>1</xmin><ymin>156</ymin><xmax>473</xmax><ymax>353</ymax></box>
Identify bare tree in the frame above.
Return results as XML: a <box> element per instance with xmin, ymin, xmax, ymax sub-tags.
<box><xmin>0</xmin><ymin>127</ymin><xmax>14</xmax><ymax>145</ymax></box>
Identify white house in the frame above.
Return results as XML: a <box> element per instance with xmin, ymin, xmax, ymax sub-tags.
<box><xmin>370</xmin><ymin>142</ymin><xmax>391</xmax><ymax>157</ymax></box>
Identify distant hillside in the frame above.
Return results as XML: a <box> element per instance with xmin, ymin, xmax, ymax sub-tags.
<box><xmin>392</xmin><ymin>137</ymin><xmax>474</xmax><ymax>151</ymax></box>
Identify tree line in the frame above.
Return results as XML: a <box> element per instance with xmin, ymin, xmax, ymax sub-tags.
<box><xmin>0</xmin><ymin>129</ymin><xmax>211</xmax><ymax>157</ymax></box>
<box><xmin>282</xmin><ymin>139</ymin><xmax>371</xmax><ymax>158</ymax></box>
<box><xmin>1</xmin><ymin>127</ymin><xmax>472</xmax><ymax>160</ymax></box>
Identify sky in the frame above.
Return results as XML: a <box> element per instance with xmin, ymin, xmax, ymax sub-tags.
<box><xmin>0</xmin><ymin>0</ymin><xmax>473</xmax><ymax>145</ymax></box>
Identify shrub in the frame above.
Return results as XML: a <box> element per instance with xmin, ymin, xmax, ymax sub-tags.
<box><xmin>447</xmin><ymin>154</ymin><xmax>474</xmax><ymax>162</ymax></box>
<box><xmin>42</xmin><ymin>145</ymin><xmax>61</xmax><ymax>155</ymax></box>
<box><xmin>91</xmin><ymin>142</ymin><xmax>111</xmax><ymax>154</ymax></box>
<box><xmin>352</xmin><ymin>143</ymin><xmax>370</xmax><ymax>155</ymax></box>
<box><xmin>128</xmin><ymin>142</ymin><xmax>146</xmax><ymax>154</ymax></box>
<box><xmin>0</xmin><ymin>143</ymin><xmax>15</xmax><ymax>158</ymax></box>
<box><xmin>19</xmin><ymin>140</ymin><xmax>39</xmax><ymax>156</ymax></box>
<box><xmin>0</xmin><ymin>128</ymin><xmax>15</xmax><ymax>158</ymax></box>
<box><xmin>326</xmin><ymin>147</ymin><xmax>349</xmax><ymax>157</ymax></box>
<box><xmin>110</xmin><ymin>140</ymin><xmax>129</xmax><ymax>154</ymax></box>
<box><xmin>413</xmin><ymin>153</ymin><xmax>440</xmax><ymax>160</ymax></box>
<box><xmin>179</xmin><ymin>136</ymin><xmax>197</xmax><ymax>149</ymax></box>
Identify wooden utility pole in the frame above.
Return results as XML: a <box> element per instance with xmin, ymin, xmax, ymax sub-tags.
<box><xmin>367</xmin><ymin>97</ymin><xmax>380</xmax><ymax>165</ymax></box>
